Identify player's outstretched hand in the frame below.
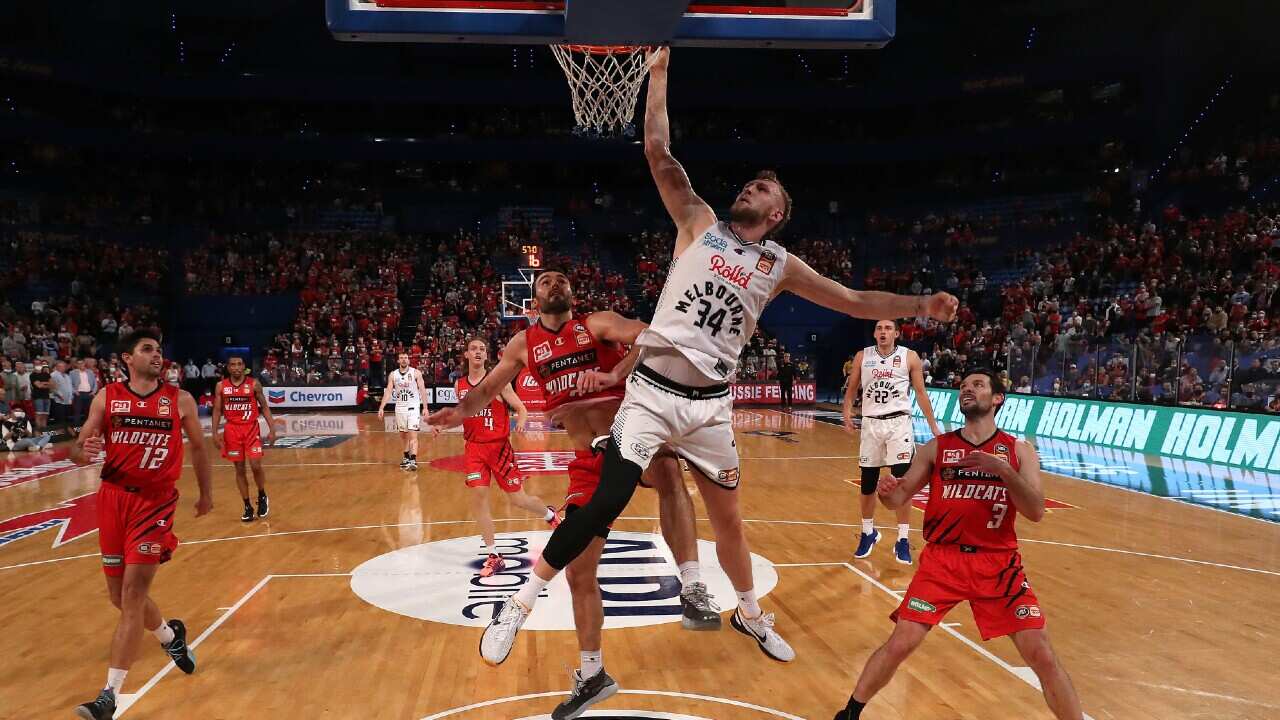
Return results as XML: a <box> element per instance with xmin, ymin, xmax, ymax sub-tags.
<box><xmin>842</xmin><ymin>412</ymin><xmax>860</xmax><ymax>434</ymax></box>
<box><xmin>956</xmin><ymin>450</ymin><xmax>1010</xmax><ymax>475</ymax></box>
<box><xmin>925</xmin><ymin>292</ymin><xmax>960</xmax><ymax>323</ymax></box>
<box><xmin>194</xmin><ymin>493</ymin><xmax>213</xmax><ymax>518</ymax></box>
<box><xmin>648</xmin><ymin>46</ymin><xmax>669</xmax><ymax>73</ymax></box>
<box><xmin>576</xmin><ymin>369</ymin><xmax>619</xmax><ymax>395</ymax></box>
<box><xmin>427</xmin><ymin>407</ymin><xmax>463</xmax><ymax>429</ymax></box>
<box><xmin>876</xmin><ymin>475</ymin><xmax>901</xmax><ymax>497</ymax></box>
<box><xmin>265</xmin><ymin>428</ymin><xmax>278</xmax><ymax>446</ymax></box>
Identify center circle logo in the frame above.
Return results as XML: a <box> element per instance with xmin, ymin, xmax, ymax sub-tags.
<box><xmin>350</xmin><ymin>530</ymin><xmax>779</xmax><ymax>630</ymax></box>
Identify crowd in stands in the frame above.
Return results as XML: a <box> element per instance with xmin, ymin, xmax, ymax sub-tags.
<box><xmin>869</xmin><ymin>200</ymin><xmax>1280</xmax><ymax>411</ymax></box>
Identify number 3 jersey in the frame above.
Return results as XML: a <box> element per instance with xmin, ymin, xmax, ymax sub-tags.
<box><xmin>637</xmin><ymin>221</ymin><xmax>789</xmax><ymax>381</ymax></box>
<box><xmin>101</xmin><ymin>382</ymin><xmax>184</xmax><ymax>490</ymax></box>
<box><xmin>926</xmin><ymin>430</ymin><xmax>1023</xmax><ymax>551</ymax></box>
<box><xmin>860</xmin><ymin>345</ymin><xmax>911</xmax><ymax>417</ymax></box>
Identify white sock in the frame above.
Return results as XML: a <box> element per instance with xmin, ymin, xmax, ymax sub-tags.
<box><xmin>580</xmin><ymin>649</ymin><xmax>603</xmax><ymax>679</ymax></box>
<box><xmin>736</xmin><ymin>589</ymin><xmax>761</xmax><ymax>619</ymax></box>
<box><xmin>543</xmin><ymin>507</ymin><xmax>555</xmax><ymax>522</ymax></box>
<box><xmin>152</xmin><ymin>620</ymin><xmax>175</xmax><ymax>645</ymax></box>
<box><xmin>106</xmin><ymin>668</ymin><xmax>128</xmax><ymax>695</ymax></box>
<box><xmin>678</xmin><ymin>561</ymin><xmax>701</xmax><ymax>589</ymax></box>
<box><xmin>898</xmin><ymin>524</ymin><xmax>910</xmax><ymax>541</ymax></box>
<box><xmin>513</xmin><ymin>573</ymin><xmax>550</xmax><ymax>609</ymax></box>
<box><xmin>861</xmin><ymin>518</ymin><xmax>875</xmax><ymax>535</ymax></box>
<box><xmin>485</xmin><ymin>544</ymin><xmax>497</xmax><ymax>557</ymax></box>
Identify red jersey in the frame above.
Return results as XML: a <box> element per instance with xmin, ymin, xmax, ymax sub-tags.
<box><xmin>457</xmin><ymin>374</ymin><xmax>510</xmax><ymax>443</ymax></box>
<box><xmin>524</xmin><ymin>313</ymin><xmax>626</xmax><ymax>413</ymax></box>
<box><xmin>923</xmin><ymin>429</ymin><xmax>1022</xmax><ymax>551</ymax></box>
<box><xmin>100</xmin><ymin>382</ymin><xmax>185</xmax><ymax>490</ymax></box>
<box><xmin>217</xmin><ymin>378</ymin><xmax>260</xmax><ymax>425</ymax></box>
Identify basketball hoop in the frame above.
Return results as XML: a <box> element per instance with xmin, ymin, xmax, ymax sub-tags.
<box><xmin>550</xmin><ymin>44</ymin><xmax>657</xmax><ymax>138</ymax></box>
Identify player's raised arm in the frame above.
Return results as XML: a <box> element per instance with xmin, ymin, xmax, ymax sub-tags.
<box><xmin>778</xmin><ymin>254</ymin><xmax>959</xmax><ymax>324</ymax></box>
<box><xmin>842</xmin><ymin>350</ymin><xmax>864</xmax><ymax>433</ymax></box>
<box><xmin>643</xmin><ymin>48</ymin><xmax>715</xmax><ymax>254</ymax></box>
<box><xmin>429</xmin><ymin>332</ymin><xmax>528</xmax><ymax>428</ymax></box>
<box><xmin>577</xmin><ymin>311</ymin><xmax>646</xmax><ymax>394</ymax></box>
<box><xmin>877</xmin><ymin>438</ymin><xmax>937</xmax><ymax>509</ymax></box>
<box><xmin>70</xmin><ymin>391</ymin><xmax>108</xmax><ymax>465</ymax></box>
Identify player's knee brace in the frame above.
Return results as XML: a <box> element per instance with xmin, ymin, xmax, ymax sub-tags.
<box><xmin>860</xmin><ymin>466</ymin><xmax>881</xmax><ymax>496</ymax></box>
<box><xmin>542</xmin><ymin>437</ymin><xmax>642</xmax><ymax>570</ymax></box>
<box><xmin>891</xmin><ymin>462</ymin><xmax>911</xmax><ymax>479</ymax></box>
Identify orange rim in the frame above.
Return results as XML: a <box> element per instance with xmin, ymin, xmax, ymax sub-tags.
<box><xmin>557</xmin><ymin>44</ymin><xmax>652</xmax><ymax>55</ymax></box>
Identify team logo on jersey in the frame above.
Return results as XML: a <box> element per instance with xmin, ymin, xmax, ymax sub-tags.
<box><xmin>709</xmin><ymin>254</ymin><xmax>754</xmax><ymax>289</ymax></box>
<box><xmin>893</xmin><ymin>354</ymin><xmax>902</xmax><ymax>367</ymax></box>
<box><xmin>223</xmin><ymin>386</ymin><xmax>234</xmax><ymax>395</ymax></box>
<box><xmin>755</xmin><ymin>249</ymin><xmax>776</xmax><ymax>274</ymax></box>
<box><xmin>1014</xmin><ymin>605</ymin><xmax>1041</xmax><ymax>619</ymax></box>
<box><xmin>995</xmin><ymin>443</ymin><xmax>1010</xmax><ymax>453</ymax></box>
<box><xmin>110</xmin><ymin>400</ymin><xmax>131</xmax><ymax>414</ymax></box>
<box><xmin>715</xmin><ymin>468</ymin><xmax>740</xmax><ymax>488</ymax></box>
<box><xmin>943</xmin><ymin>449</ymin><xmax>965</xmax><ymax>463</ymax></box>
<box><xmin>267</xmin><ymin>389</ymin><xmax>286</xmax><ymax>404</ymax></box>
<box><xmin>158</xmin><ymin>404</ymin><xmax>171</xmax><ymax>417</ymax></box>
<box><xmin>575</xmin><ymin>332</ymin><xmax>591</xmax><ymax>346</ymax></box>
<box><xmin>350</xmin><ymin>531</ymin><xmax>779</xmax><ymax>631</ymax></box>
<box><xmin>533</xmin><ymin>341</ymin><xmax>552</xmax><ymax>362</ymax></box>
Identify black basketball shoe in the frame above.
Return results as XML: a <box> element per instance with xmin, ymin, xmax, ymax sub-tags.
<box><xmin>679</xmin><ymin>582</ymin><xmax>722</xmax><ymax>631</ymax></box>
<box><xmin>74</xmin><ymin>689</ymin><xmax>115</xmax><ymax>720</ymax></box>
<box><xmin>240</xmin><ymin>503</ymin><xmax>254</xmax><ymax>522</ymax></box>
<box><xmin>257</xmin><ymin>492</ymin><xmax>269</xmax><ymax>519</ymax></box>
<box><xmin>162</xmin><ymin>619</ymin><xmax>197</xmax><ymax>674</ymax></box>
<box><xmin>551</xmin><ymin>668</ymin><xmax>619</xmax><ymax>719</ymax></box>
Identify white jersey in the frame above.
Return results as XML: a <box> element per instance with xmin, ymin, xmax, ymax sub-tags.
<box><xmin>637</xmin><ymin>221</ymin><xmax>789</xmax><ymax>381</ymax></box>
<box><xmin>389</xmin><ymin>368</ymin><xmax>421</xmax><ymax>408</ymax></box>
<box><xmin>860</xmin><ymin>345</ymin><xmax>912</xmax><ymax>417</ymax></box>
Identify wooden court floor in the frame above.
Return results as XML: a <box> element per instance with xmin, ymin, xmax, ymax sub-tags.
<box><xmin>2</xmin><ymin>410</ymin><xmax>1278</xmax><ymax>720</ymax></box>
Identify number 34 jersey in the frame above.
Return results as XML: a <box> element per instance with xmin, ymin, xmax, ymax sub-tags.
<box><xmin>100</xmin><ymin>382</ymin><xmax>185</xmax><ymax>491</ymax></box>
<box><xmin>925</xmin><ymin>430</ymin><xmax>1023</xmax><ymax>551</ymax></box>
<box><xmin>637</xmin><ymin>221</ymin><xmax>789</xmax><ymax>381</ymax></box>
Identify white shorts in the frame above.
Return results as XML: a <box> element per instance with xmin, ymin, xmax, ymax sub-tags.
<box><xmin>395</xmin><ymin>404</ymin><xmax>421</xmax><ymax>433</ymax></box>
<box><xmin>613</xmin><ymin>371</ymin><xmax>740</xmax><ymax>489</ymax></box>
<box><xmin>859</xmin><ymin>414</ymin><xmax>914</xmax><ymax>468</ymax></box>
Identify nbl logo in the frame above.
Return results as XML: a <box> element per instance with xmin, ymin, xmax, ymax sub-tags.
<box><xmin>350</xmin><ymin>531</ymin><xmax>779</xmax><ymax>631</ymax></box>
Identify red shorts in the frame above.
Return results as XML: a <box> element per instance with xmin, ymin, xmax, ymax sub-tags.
<box><xmin>464</xmin><ymin>440</ymin><xmax>523</xmax><ymax>493</ymax></box>
<box><xmin>222</xmin><ymin>422</ymin><xmax>263</xmax><ymax>462</ymax></box>
<box><xmin>565</xmin><ymin>449</ymin><xmax>611</xmax><ymax>537</ymax></box>
<box><xmin>891</xmin><ymin>543</ymin><xmax>1046</xmax><ymax>641</ymax></box>
<box><xmin>97</xmin><ymin>482</ymin><xmax>180</xmax><ymax>577</ymax></box>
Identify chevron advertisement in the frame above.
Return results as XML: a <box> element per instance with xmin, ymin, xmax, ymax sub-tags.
<box><xmin>912</xmin><ymin>389</ymin><xmax>1280</xmax><ymax>472</ymax></box>
<box><xmin>264</xmin><ymin>386</ymin><xmax>360</xmax><ymax>408</ymax></box>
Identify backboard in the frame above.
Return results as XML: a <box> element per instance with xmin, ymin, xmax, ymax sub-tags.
<box><xmin>327</xmin><ymin>0</ymin><xmax>895</xmax><ymax>49</ymax></box>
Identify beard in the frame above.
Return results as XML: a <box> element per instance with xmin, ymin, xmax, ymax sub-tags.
<box><xmin>960</xmin><ymin>398</ymin><xmax>991</xmax><ymax>419</ymax></box>
<box><xmin>539</xmin><ymin>294</ymin><xmax>572</xmax><ymax>314</ymax></box>
<box><xmin>729</xmin><ymin>202</ymin><xmax>768</xmax><ymax>228</ymax></box>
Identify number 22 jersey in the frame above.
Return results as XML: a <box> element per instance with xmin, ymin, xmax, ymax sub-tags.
<box><xmin>637</xmin><ymin>221</ymin><xmax>789</xmax><ymax>381</ymax></box>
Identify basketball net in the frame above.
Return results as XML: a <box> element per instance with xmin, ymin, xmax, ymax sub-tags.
<box><xmin>550</xmin><ymin>44</ymin><xmax>657</xmax><ymax>138</ymax></box>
